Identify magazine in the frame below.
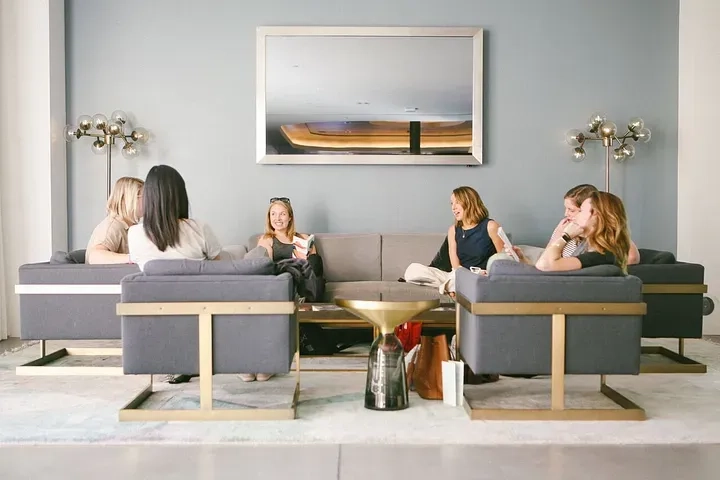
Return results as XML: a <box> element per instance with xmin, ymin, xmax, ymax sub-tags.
<box><xmin>497</xmin><ymin>227</ymin><xmax>519</xmax><ymax>262</ymax></box>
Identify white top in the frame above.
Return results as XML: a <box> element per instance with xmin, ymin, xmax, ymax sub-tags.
<box><xmin>128</xmin><ymin>219</ymin><xmax>223</xmax><ymax>271</ymax></box>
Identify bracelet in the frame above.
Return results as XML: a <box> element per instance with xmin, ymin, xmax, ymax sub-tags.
<box><xmin>561</xmin><ymin>233</ymin><xmax>572</xmax><ymax>243</ymax></box>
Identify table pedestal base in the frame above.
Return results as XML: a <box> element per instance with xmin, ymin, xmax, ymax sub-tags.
<box><xmin>365</xmin><ymin>333</ymin><xmax>408</xmax><ymax>411</ymax></box>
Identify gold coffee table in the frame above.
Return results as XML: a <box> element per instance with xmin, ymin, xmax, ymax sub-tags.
<box><xmin>335</xmin><ymin>297</ymin><xmax>440</xmax><ymax>411</ymax></box>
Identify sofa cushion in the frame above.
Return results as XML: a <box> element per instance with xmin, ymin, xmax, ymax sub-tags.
<box><xmin>489</xmin><ymin>259</ymin><xmax>624</xmax><ymax>277</ymax></box>
<box><xmin>381</xmin><ymin>282</ymin><xmax>454</xmax><ymax>304</ymax></box>
<box><xmin>324</xmin><ymin>281</ymin><xmax>383</xmax><ymax>302</ymax></box>
<box><xmin>381</xmin><ymin>233</ymin><xmax>447</xmax><ymax>281</ymax></box>
<box><xmin>143</xmin><ymin>258</ymin><xmax>275</xmax><ymax>276</ymax></box>
<box><xmin>248</xmin><ymin>233</ymin><xmax>381</xmax><ymax>282</ymax></box>
<box><xmin>315</xmin><ymin>234</ymin><xmax>382</xmax><ymax>282</ymax></box>
<box><xmin>50</xmin><ymin>249</ymin><xmax>86</xmax><ymax>264</ymax></box>
<box><xmin>638</xmin><ymin>248</ymin><xmax>676</xmax><ymax>264</ymax></box>
<box><xmin>628</xmin><ymin>262</ymin><xmax>704</xmax><ymax>284</ymax></box>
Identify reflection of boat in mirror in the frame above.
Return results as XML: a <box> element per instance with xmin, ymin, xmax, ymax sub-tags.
<box><xmin>276</xmin><ymin>121</ymin><xmax>473</xmax><ymax>154</ymax></box>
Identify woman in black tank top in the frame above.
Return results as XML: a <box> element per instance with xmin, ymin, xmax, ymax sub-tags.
<box><xmin>257</xmin><ymin>197</ymin><xmax>317</xmax><ymax>260</ymax></box>
<box><xmin>448</xmin><ymin>186</ymin><xmax>505</xmax><ymax>272</ymax></box>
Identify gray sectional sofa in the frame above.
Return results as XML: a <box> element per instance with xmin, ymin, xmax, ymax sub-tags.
<box><xmin>247</xmin><ymin>233</ymin><xmax>453</xmax><ymax>302</ymax></box>
<box><xmin>14</xmin><ymin>232</ymin><xmax>709</xmax><ymax>376</ymax></box>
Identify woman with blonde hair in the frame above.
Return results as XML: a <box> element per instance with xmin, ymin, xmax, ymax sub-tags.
<box><xmin>404</xmin><ymin>186</ymin><xmax>505</xmax><ymax>295</ymax></box>
<box><xmin>85</xmin><ymin>176</ymin><xmax>144</xmax><ymax>264</ymax></box>
<box><xmin>257</xmin><ymin>197</ymin><xmax>317</xmax><ymax>261</ymax></box>
<box><xmin>535</xmin><ymin>190</ymin><xmax>631</xmax><ymax>272</ymax></box>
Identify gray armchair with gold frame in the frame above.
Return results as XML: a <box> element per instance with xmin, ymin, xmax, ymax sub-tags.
<box><xmin>117</xmin><ymin>257</ymin><xmax>299</xmax><ymax>422</ymax></box>
<box><xmin>454</xmin><ymin>261</ymin><xmax>646</xmax><ymax>421</ymax></box>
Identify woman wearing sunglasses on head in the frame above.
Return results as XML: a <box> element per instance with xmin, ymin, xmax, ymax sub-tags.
<box><xmin>257</xmin><ymin>197</ymin><xmax>317</xmax><ymax>261</ymax></box>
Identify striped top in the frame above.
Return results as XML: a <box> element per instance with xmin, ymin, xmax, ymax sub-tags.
<box><xmin>550</xmin><ymin>219</ymin><xmax>579</xmax><ymax>257</ymax></box>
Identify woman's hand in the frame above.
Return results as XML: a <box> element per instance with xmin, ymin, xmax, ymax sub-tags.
<box><xmin>293</xmin><ymin>247</ymin><xmax>308</xmax><ymax>260</ymax></box>
<box><xmin>505</xmin><ymin>245</ymin><xmax>525</xmax><ymax>260</ymax></box>
<box><xmin>562</xmin><ymin>222</ymin><xmax>584</xmax><ymax>239</ymax></box>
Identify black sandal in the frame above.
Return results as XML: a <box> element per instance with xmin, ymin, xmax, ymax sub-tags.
<box><xmin>167</xmin><ymin>374</ymin><xmax>197</xmax><ymax>384</ymax></box>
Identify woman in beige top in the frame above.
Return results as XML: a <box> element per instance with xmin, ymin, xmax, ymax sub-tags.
<box><xmin>85</xmin><ymin>177</ymin><xmax>144</xmax><ymax>264</ymax></box>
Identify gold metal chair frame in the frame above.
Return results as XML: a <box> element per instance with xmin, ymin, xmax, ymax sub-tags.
<box><xmin>639</xmin><ymin>283</ymin><xmax>708</xmax><ymax>374</ymax></box>
<box><xmin>455</xmin><ymin>294</ymin><xmax>647</xmax><ymax>421</ymax></box>
<box><xmin>16</xmin><ymin>341</ymin><xmax>123</xmax><ymax>376</ymax></box>
<box><xmin>116</xmin><ymin>301</ymin><xmax>300</xmax><ymax>422</ymax></box>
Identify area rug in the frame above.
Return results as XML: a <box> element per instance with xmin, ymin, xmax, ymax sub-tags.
<box><xmin>1</xmin><ymin>338</ymin><xmax>719</xmax><ymax>445</ymax></box>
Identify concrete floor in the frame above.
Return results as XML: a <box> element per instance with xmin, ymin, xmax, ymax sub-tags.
<box><xmin>0</xmin><ymin>444</ymin><xmax>719</xmax><ymax>479</ymax></box>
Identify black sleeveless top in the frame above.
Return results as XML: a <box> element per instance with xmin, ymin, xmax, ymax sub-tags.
<box><xmin>272</xmin><ymin>236</ymin><xmax>295</xmax><ymax>262</ymax></box>
<box><xmin>455</xmin><ymin>217</ymin><xmax>497</xmax><ymax>269</ymax></box>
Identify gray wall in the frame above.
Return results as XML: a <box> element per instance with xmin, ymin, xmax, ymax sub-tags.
<box><xmin>65</xmin><ymin>0</ymin><xmax>679</xmax><ymax>252</ymax></box>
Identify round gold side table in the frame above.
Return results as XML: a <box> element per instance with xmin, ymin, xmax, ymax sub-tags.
<box><xmin>335</xmin><ymin>298</ymin><xmax>440</xmax><ymax>411</ymax></box>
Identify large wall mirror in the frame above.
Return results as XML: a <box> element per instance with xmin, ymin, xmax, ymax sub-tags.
<box><xmin>256</xmin><ymin>26</ymin><xmax>483</xmax><ymax>165</ymax></box>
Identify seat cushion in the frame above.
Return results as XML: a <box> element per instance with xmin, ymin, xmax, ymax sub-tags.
<box><xmin>324</xmin><ymin>281</ymin><xmax>383</xmax><ymax>302</ymax></box>
<box><xmin>324</xmin><ymin>281</ymin><xmax>454</xmax><ymax>304</ymax></box>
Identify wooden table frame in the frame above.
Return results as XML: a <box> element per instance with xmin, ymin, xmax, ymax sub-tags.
<box><xmin>455</xmin><ymin>294</ymin><xmax>647</xmax><ymax>421</ymax></box>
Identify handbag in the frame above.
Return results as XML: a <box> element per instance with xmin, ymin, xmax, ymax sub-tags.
<box><xmin>394</xmin><ymin>321</ymin><xmax>423</xmax><ymax>353</ymax></box>
<box><xmin>406</xmin><ymin>334</ymin><xmax>450</xmax><ymax>400</ymax></box>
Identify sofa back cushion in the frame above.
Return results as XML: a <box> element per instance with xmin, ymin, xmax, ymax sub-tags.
<box><xmin>315</xmin><ymin>234</ymin><xmax>381</xmax><ymax>281</ymax></box>
<box><xmin>381</xmin><ymin>233</ymin><xmax>446</xmax><ymax>280</ymax></box>
<box><xmin>143</xmin><ymin>258</ymin><xmax>274</xmax><ymax>276</ymax></box>
<box><xmin>50</xmin><ymin>249</ymin><xmax>86</xmax><ymax>264</ymax></box>
<box><xmin>248</xmin><ymin>233</ymin><xmax>381</xmax><ymax>282</ymax></box>
<box><xmin>638</xmin><ymin>248</ymin><xmax>676</xmax><ymax>264</ymax></box>
<box><xmin>489</xmin><ymin>259</ymin><xmax>625</xmax><ymax>277</ymax></box>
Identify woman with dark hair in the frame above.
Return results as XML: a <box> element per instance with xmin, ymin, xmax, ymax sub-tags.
<box><xmin>128</xmin><ymin>165</ymin><xmax>222</xmax><ymax>385</ymax></box>
<box><xmin>128</xmin><ymin>164</ymin><xmax>222</xmax><ymax>270</ymax></box>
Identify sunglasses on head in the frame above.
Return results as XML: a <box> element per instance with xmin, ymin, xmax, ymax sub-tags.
<box><xmin>270</xmin><ymin>197</ymin><xmax>290</xmax><ymax>204</ymax></box>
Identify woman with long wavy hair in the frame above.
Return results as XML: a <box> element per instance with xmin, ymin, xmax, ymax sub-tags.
<box><xmin>535</xmin><ymin>190</ymin><xmax>631</xmax><ymax>272</ymax></box>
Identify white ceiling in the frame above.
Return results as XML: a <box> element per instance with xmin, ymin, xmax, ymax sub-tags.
<box><xmin>264</xmin><ymin>36</ymin><xmax>473</xmax><ymax>129</ymax></box>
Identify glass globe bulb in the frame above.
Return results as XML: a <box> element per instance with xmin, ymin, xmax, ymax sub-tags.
<box><xmin>107</xmin><ymin>121</ymin><xmax>123</xmax><ymax>136</ymax></box>
<box><xmin>131</xmin><ymin>127</ymin><xmax>149</xmax><ymax>144</ymax></box>
<box><xmin>63</xmin><ymin>124</ymin><xmax>80</xmax><ymax>142</ymax></box>
<box><xmin>92</xmin><ymin>113</ymin><xmax>108</xmax><ymax>131</ymax></box>
<box><xmin>613</xmin><ymin>147</ymin><xmax>626</xmax><ymax>161</ymax></box>
<box><xmin>636</xmin><ymin>127</ymin><xmax>652</xmax><ymax>143</ymax></box>
<box><xmin>572</xmin><ymin>147</ymin><xmax>586</xmax><ymax>162</ymax></box>
<box><xmin>587</xmin><ymin>112</ymin><xmax>606</xmax><ymax>133</ymax></box>
<box><xmin>621</xmin><ymin>144</ymin><xmax>636</xmax><ymax>158</ymax></box>
<box><xmin>77</xmin><ymin>115</ymin><xmax>93</xmax><ymax>131</ymax></box>
<box><xmin>628</xmin><ymin>117</ymin><xmax>644</xmax><ymax>133</ymax></box>
<box><xmin>91</xmin><ymin>139</ymin><xmax>107</xmax><ymax>155</ymax></box>
<box><xmin>599</xmin><ymin>121</ymin><xmax>617</xmax><ymax>138</ymax></box>
<box><xmin>565</xmin><ymin>129</ymin><xmax>585</xmax><ymax>147</ymax></box>
<box><xmin>111</xmin><ymin>110</ymin><xmax>128</xmax><ymax>125</ymax></box>
<box><xmin>121</xmin><ymin>143</ymin><xmax>139</xmax><ymax>159</ymax></box>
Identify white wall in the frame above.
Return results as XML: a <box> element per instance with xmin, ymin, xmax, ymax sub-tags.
<box><xmin>0</xmin><ymin>0</ymin><xmax>67</xmax><ymax>337</ymax></box>
<box><xmin>678</xmin><ymin>0</ymin><xmax>720</xmax><ymax>334</ymax></box>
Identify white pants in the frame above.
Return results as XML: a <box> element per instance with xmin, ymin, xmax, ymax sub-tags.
<box><xmin>404</xmin><ymin>263</ymin><xmax>455</xmax><ymax>294</ymax></box>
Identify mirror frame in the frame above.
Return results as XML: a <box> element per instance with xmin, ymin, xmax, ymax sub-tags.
<box><xmin>256</xmin><ymin>26</ymin><xmax>484</xmax><ymax>165</ymax></box>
